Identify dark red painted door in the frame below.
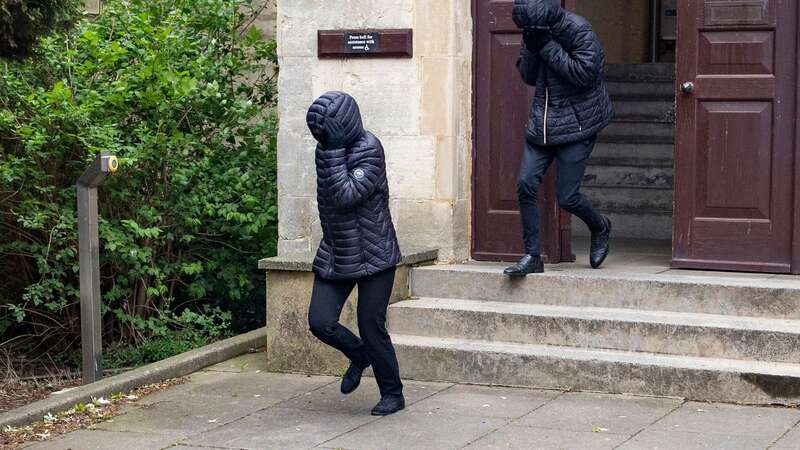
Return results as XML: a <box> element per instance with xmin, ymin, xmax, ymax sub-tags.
<box><xmin>673</xmin><ymin>0</ymin><xmax>798</xmax><ymax>273</ymax></box>
<box><xmin>472</xmin><ymin>0</ymin><xmax>573</xmax><ymax>262</ymax></box>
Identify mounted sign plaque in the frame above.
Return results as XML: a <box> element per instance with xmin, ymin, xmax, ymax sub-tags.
<box><xmin>318</xmin><ymin>29</ymin><xmax>413</xmax><ymax>58</ymax></box>
<box><xmin>704</xmin><ymin>0</ymin><xmax>769</xmax><ymax>26</ymax></box>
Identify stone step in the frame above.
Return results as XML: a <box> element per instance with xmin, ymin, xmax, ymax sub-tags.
<box><xmin>605</xmin><ymin>64</ymin><xmax>676</xmax><ymax>83</ymax></box>
<box><xmin>580</xmin><ymin>185</ymin><xmax>673</xmax><ymax>213</ymax></box>
<box><xmin>409</xmin><ymin>265</ymin><xmax>800</xmax><ymax>320</ymax></box>
<box><xmin>388</xmin><ymin>298</ymin><xmax>800</xmax><ymax>363</ymax></box>
<box><xmin>591</xmin><ymin>142</ymin><xmax>674</xmax><ymax>166</ymax></box>
<box><xmin>612</xmin><ymin>100</ymin><xmax>674</xmax><ymax>123</ymax></box>
<box><xmin>583</xmin><ymin>164</ymin><xmax>673</xmax><ymax>189</ymax></box>
<box><xmin>606</xmin><ymin>81</ymin><xmax>674</xmax><ymax>101</ymax></box>
<box><xmin>571</xmin><ymin>210</ymin><xmax>672</xmax><ymax>240</ymax></box>
<box><xmin>589</xmin><ymin>157</ymin><xmax>674</xmax><ymax>169</ymax></box>
<box><xmin>393</xmin><ymin>334</ymin><xmax>800</xmax><ymax>405</ymax></box>
<box><xmin>600</xmin><ymin>120</ymin><xmax>675</xmax><ymax>144</ymax></box>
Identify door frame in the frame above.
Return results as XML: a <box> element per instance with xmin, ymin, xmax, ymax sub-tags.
<box><xmin>794</xmin><ymin>2</ymin><xmax>800</xmax><ymax>274</ymax></box>
<box><xmin>469</xmin><ymin>0</ymin><xmax>576</xmax><ymax>263</ymax></box>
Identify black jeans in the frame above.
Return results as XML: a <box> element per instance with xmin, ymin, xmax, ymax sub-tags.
<box><xmin>308</xmin><ymin>267</ymin><xmax>402</xmax><ymax>396</ymax></box>
<box><xmin>517</xmin><ymin>137</ymin><xmax>606</xmax><ymax>256</ymax></box>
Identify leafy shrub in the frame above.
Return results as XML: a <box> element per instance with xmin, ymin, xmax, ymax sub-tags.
<box><xmin>103</xmin><ymin>307</ymin><xmax>232</xmax><ymax>369</ymax></box>
<box><xmin>0</xmin><ymin>0</ymin><xmax>278</xmax><ymax>355</ymax></box>
<box><xmin>0</xmin><ymin>0</ymin><xmax>81</xmax><ymax>59</ymax></box>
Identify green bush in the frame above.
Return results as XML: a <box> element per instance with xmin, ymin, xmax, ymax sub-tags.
<box><xmin>103</xmin><ymin>306</ymin><xmax>232</xmax><ymax>369</ymax></box>
<box><xmin>0</xmin><ymin>0</ymin><xmax>278</xmax><ymax>354</ymax></box>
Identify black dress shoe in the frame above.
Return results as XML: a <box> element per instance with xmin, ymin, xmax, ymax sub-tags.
<box><xmin>341</xmin><ymin>362</ymin><xmax>367</xmax><ymax>395</ymax></box>
<box><xmin>503</xmin><ymin>254</ymin><xmax>544</xmax><ymax>277</ymax></box>
<box><xmin>371</xmin><ymin>394</ymin><xmax>405</xmax><ymax>416</ymax></box>
<box><xmin>590</xmin><ymin>216</ymin><xmax>612</xmax><ymax>269</ymax></box>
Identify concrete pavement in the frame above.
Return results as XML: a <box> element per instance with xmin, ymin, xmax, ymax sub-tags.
<box><xmin>23</xmin><ymin>354</ymin><xmax>800</xmax><ymax>450</ymax></box>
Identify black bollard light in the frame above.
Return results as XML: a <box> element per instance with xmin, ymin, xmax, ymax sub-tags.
<box><xmin>77</xmin><ymin>152</ymin><xmax>118</xmax><ymax>384</ymax></box>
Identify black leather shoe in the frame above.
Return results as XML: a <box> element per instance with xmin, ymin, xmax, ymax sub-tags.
<box><xmin>340</xmin><ymin>363</ymin><xmax>366</xmax><ymax>395</ymax></box>
<box><xmin>590</xmin><ymin>216</ymin><xmax>612</xmax><ymax>269</ymax></box>
<box><xmin>371</xmin><ymin>394</ymin><xmax>405</xmax><ymax>416</ymax></box>
<box><xmin>503</xmin><ymin>254</ymin><xmax>544</xmax><ymax>277</ymax></box>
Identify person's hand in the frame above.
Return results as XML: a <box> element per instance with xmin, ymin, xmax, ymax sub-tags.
<box><xmin>523</xmin><ymin>27</ymin><xmax>551</xmax><ymax>52</ymax></box>
<box><xmin>321</xmin><ymin>118</ymin><xmax>347</xmax><ymax>149</ymax></box>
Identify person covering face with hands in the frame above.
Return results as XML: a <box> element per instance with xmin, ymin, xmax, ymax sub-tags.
<box><xmin>306</xmin><ymin>91</ymin><xmax>405</xmax><ymax>417</ymax></box>
<box><xmin>505</xmin><ymin>0</ymin><xmax>615</xmax><ymax>276</ymax></box>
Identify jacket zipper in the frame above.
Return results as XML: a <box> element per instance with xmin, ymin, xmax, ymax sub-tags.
<box><xmin>543</xmin><ymin>87</ymin><xmax>549</xmax><ymax>145</ymax></box>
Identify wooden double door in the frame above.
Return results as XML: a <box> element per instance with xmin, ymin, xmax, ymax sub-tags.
<box><xmin>472</xmin><ymin>0</ymin><xmax>800</xmax><ymax>273</ymax></box>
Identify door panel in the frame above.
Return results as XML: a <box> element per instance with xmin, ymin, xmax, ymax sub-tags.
<box><xmin>673</xmin><ymin>0</ymin><xmax>797</xmax><ymax>273</ymax></box>
<box><xmin>697</xmin><ymin>101</ymin><xmax>771</xmax><ymax>216</ymax></box>
<box><xmin>698</xmin><ymin>31</ymin><xmax>773</xmax><ymax>74</ymax></box>
<box><xmin>472</xmin><ymin>0</ymin><xmax>574</xmax><ymax>262</ymax></box>
<box><xmin>488</xmin><ymin>33</ymin><xmax>530</xmax><ymax>215</ymax></box>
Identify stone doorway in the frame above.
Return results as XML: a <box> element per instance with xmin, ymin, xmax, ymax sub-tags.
<box><xmin>571</xmin><ymin>1</ymin><xmax>676</xmax><ymax>264</ymax></box>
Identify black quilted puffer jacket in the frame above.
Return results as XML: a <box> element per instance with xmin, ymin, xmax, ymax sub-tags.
<box><xmin>514</xmin><ymin>0</ymin><xmax>614</xmax><ymax>146</ymax></box>
<box><xmin>306</xmin><ymin>91</ymin><xmax>402</xmax><ymax>280</ymax></box>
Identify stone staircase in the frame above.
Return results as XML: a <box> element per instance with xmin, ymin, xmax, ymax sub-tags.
<box><xmin>575</xmin><ymin>64</ymin><xmax>675</xmax><ymax>240</ymax></box>
<box><xmin>387</xmin><ymin>264</ymin><xmax>800</xmax><ymax>405</ymax></box>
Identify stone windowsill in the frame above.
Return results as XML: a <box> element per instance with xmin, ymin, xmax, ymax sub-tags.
<box><xmin>258</xmin><ymin>248</ymin><xmax>439</xmax><ymax>272</ymax></box>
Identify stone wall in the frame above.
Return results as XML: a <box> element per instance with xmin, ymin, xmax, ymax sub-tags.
<box><xmin>85</xmin><ymin>0</ymin><xmax>101</xmax><ymax>15</ymax></box>
<box><xmin>252</xmin><ymin>0</ymin><xmax>277</xmax><ymax>40</ymax></box>
<box><xmin>276</xmin><ymin>0</ymin><xmax>473</xmax><ymax>261</ymax></box>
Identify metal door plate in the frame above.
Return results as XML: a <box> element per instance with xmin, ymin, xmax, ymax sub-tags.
<box><xmin>705</xmin><ymin>0</ymin><xmax>769</xmax><ymax>26</ymax></box>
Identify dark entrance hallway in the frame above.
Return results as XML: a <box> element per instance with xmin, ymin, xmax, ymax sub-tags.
<box><xmin>570</xmin><ymin>1</ymin><xmax>676</xmax><ymax>246</ymax></box>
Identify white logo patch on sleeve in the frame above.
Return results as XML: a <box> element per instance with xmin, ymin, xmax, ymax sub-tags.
<box><xmin>353</xmin><ymin>168</ymin><xmax>366</xmax><ymax>179</ymax></box>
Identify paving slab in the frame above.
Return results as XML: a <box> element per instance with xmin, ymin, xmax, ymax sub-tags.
<box><xmin>22</xmin><ymin>429</ymin><xmax>181</xmax><ymax>450</ymax></box>
<box><xmin>166</xmin><ymin>447</ymin><xmax>228</xmax><ymax>450</ymax></box>
<box><xmin>406</xmin><ymin>385</ymin><xmax>559</xmax><ymax>419</ymax></box>
<box><xmin>17</xmin><ymin>368</ymin><xmax>800</xmax><ymax>450</ymax></box>
<box><xmin>182</xmin><ymin>406</ymin><xmax>377</xmax><ymax>449</ymax></box>
<box><xmin>464</xmin><ymin>424</ymin><xmax>629</xmax><ymax>450</ymax></box>
<box><xmin>321</xmin><ymin>411</ymin><xmax>509</xmax><ymax>450</ymax></box>
<box><xmin>771</xmin><ymin>423</ymin><xmax>800</xmax><ymax>450</ymax></box>
<box><xmin>279</xmin><ymin>376</ymin><xmax>451</xmax><ymax>415</ymax></box>
<box><xmin>518</xmin><ymin>392</ymin><xmax>682</xmax><ymax>435</ymax></box>
<box><xmin>649</xmin><ymin>401</ymin><xmax>800</xmax><ymax>438</ymax></box>
<box><xmin>202</xmin><ymin>352</ymin><xmax>269</xmax><ymax>374</ymax></box>
<box><xmin>168</xmin><ymin>447</ymin><xmax>234</xmax><ymax>450</ymax></box>
<box><xmin>617</xmin><ymin>429</ymin><xmax>780</xmax><ymax>450</ymax></box>
<box><xmin>140</xmin><ymin>371</ymin><xmax>335</xmax><ymax>406</ymax></box>
<box><xmin>93</xmin><ymin>393</ymin><xmax>266</xmax><ymax>437</ymax></box>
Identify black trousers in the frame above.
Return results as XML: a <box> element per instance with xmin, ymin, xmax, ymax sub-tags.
<box><xmin>517</xmin><ymin>136</ymin><xmax>606</xmax><ymax>256</ymax></box>
<box><xmin>308</xmin><ymin>267</ymin><xmax>402</xmax><ymax>396</ymax></box>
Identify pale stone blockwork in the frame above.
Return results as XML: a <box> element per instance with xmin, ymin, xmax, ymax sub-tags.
<box><xmin>276</xmin><ymin>0</ymin><xmax>473</xmax><ymax>261</ymax></box>
<box><xmin>252</xmin><ymin>0</ymin><xmax>278</xmax><ymax>40</ymax></box>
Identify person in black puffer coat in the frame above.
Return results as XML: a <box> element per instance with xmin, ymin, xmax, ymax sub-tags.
<box><xmin>505</xmin><ymin>0</ymin><xmax>615</xmax><ymax>276</ymax></box>
<box><xmin>305</xmin><ymin>91</ymin><xmax>405</xmax><ymax>416</ymax></box>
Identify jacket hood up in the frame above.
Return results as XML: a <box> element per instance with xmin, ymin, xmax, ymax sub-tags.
<box><xmin>512</xmin><ymin>0</ymin><xmax>564</xmax><ymax>29</ymax></box>
<box><xmin>306</xmin><ymin>91</ymin><xmax>365</xmax><ymax>148</ymax></box>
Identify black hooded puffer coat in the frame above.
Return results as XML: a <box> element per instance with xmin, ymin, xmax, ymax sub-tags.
<box><xmin>513</xmin><ymin>0</ymin><xmax>614</xmax><ymax>146</ymax></box>
<box><xmin>306</xmin><ymin>91</ymin><xmax>402</xmax><ymax>280</ymax></box>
